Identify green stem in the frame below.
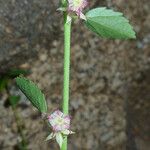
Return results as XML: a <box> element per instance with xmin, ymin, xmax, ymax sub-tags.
<box><xmin>61</xmin><ymin>12</ymin><xmax>71</xmax><ymax>150</ymax></box>
<box><xmin>13</xmin><ymin>107</ymin><xmax>28</xmax><ymax>150</ymax></box>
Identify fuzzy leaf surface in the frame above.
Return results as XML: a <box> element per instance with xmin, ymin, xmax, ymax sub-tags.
<box><xmin>16</xmin><ymin>77</ymin><xmax>47</xmax><ymax>113</ymax></box>
<box><xmin>85</xmin><ymin>7</ymin><xmax>136</xmax><ymax>39</ymax></box>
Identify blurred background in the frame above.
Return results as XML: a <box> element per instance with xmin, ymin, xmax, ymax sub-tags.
<box><xmin>0</xmin><ymin>0</ymin><xmax>150</xmax><ymax>150</ymax></box>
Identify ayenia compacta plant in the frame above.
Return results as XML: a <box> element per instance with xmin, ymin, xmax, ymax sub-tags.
<box><xmin>15</xmin><ymin>0</ymin><xmax>136</xmax><ymax>149</ymax></box>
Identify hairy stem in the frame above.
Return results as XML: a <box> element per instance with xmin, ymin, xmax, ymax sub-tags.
<box><xmin>61</xmin><ymin>12</ymin><xmax>71</xmax><ymax>150</ymax></box>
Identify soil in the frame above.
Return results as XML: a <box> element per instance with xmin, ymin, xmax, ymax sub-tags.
<box><xmin>0</xmin><ymin>0</ymin><xmax>150</xmax><ymax>150</ymax></box>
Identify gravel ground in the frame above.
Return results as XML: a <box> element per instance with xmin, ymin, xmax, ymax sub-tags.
<box><xmin>0</xmin><ymin>0</ymin><xmax>150</xmax><ymax>150</ymax></box>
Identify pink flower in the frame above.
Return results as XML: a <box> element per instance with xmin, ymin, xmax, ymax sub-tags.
<box><xmin>68</xmin><ymin>0</ymin><xmax>88</xmax><ymax>19</ymax></box>
<box><xmin>46</xmin><ymin>110</ymin><xmax>74</xmax><ymax>148</ymax></box>
<box><xmin>48</xmin><ymin>110</ymin><xmax>71</xmax><ymax>132</ymax></box>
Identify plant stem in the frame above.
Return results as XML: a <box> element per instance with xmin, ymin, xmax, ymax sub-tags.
<box><xmin>61</xmin><ymin>12</ymin><xmax>71</xmax><ymax>150</ymax></box>
<box><xmin>13</xmin><ymin>106</ymin><xmax>28</xmax><ymax>150</ymax></box>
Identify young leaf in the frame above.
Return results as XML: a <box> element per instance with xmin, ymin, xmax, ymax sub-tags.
<box><xmin>16</xmin><ymin>77</ymin><xmax>47</xmax><ymax>113</ymax></box>
<box><xmin>56</xmin><ymin>133</ymin><xmax>63</xmax><ymax>148</ymax></box>
<box><xmin>85</xmin><ymin>7</ymin><xmax>136</xmax><ymax>39</ymax></box>
<box><xmin>45</xmin><ymin>133</ymin><xmax>55</xmax><ymax>141</ymax></box>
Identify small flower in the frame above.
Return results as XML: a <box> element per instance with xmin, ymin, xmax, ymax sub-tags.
<box><xmin>68</xmin><ymin>0</ymin><xmax>88</xmax><ymax>20</ymax></box>
<box><xmin>48</xmin><ymin>110</ymin><xmax>71</xmax><ymax>132</ymax></box>
<box><xmin>46</xmin><ymin>110</ymin><xmax>74</xmax><ymax>148</ymax></box>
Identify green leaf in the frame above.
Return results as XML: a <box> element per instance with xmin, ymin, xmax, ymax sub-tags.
<box><xmin>85</xmin><ymin>7</ymin><xmax>136</xmax><ymax>39</ymax></box>
<box><xmin>7</xmin><ymin>69</ymin><xmax>30</xmax><ymax>78</ymax></box>
<box><xmin>56</xmin><ymin>133</ymin><xmax>63</xmax><ymax>148</ymax></box>
<box><xmin>9</xmin><ymin>95</ymin><xmax>20</xmax><ymax>107</ymax></box>
<box><xmin>15</xmin><ymin>77</ymin><xmax>47</xmax><ymax>113</ymax></box>
<box><xmin>0</xmin><ymin>77</ymin><xmax>8</xmax><ymax>92</ymax></box>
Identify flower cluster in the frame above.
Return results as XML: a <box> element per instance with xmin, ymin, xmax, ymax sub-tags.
<box><xmin>46</xmin><ymin>110</ymin><xmax>74</xmax><ymax>148</ymax></box>
<box><xmin>68</xmin><ymin>0</ymin><xmax>88</xmax><ymax>20</ymax></box>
